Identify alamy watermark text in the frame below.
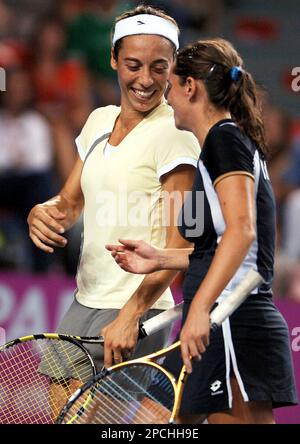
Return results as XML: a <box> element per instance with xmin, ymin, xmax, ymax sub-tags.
<box><xmin>291</xmin><ymin>67</ymin><xmax>300</xmax><ymax>92</ymax></box>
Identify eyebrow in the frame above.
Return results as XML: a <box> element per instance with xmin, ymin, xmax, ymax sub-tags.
<box><xmin>124</xmin><ymin>58</ymin><xmax>169</xmax><ymax>65</ymax></box>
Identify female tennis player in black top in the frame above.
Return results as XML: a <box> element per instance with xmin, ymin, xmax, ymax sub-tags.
<box><xmin>106</xmin><ymin>38</ymin><xmax>297</xmax><ymax>424</ymax></box>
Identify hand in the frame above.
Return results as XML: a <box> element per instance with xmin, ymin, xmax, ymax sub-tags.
<box><xmin>180</xmin><ymin>303</ymin><xmax>210</xmax><ymax>374</ymax></box>
<box><xmin>101</xmin><ymin>313</ymin><xmax>140</xmax><ymax>368</ymax></box>
<box><xmin>106</xmin><ymin>239</ymin><xmax>160</xmax><ymax>274</ymax></box>
<box><xmin>27</xmin><ymin>203</ymin><xmax>68</xmax><ymax>253</ymax></box>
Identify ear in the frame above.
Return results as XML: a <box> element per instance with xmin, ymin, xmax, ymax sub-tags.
<box><xmin>185</xmin><ymin>77</ymin><xmax>197</xmax><ymax>100</ymax></box>
<box><xmin>110</xmin><ymin>48</ymin><xmax>117</xmax><ymax>71</ymax></box>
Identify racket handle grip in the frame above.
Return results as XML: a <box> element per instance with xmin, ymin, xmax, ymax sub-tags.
<box><xmin>210</xmin><ymin>269</ymin><xmax>264</xmax><ymax>328</ymax></box>
<box><xmin>139</xmin><ymin>302</ymin><xmax>184</xmax><ymax>338</ymax></box>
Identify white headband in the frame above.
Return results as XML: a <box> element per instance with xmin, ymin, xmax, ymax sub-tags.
<box><xmin>112</xmin><ymin>14</ymin><xmax>179</xmax><ymax>50</ymax></box>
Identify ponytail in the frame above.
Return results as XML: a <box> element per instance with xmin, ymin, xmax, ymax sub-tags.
<box><xmin>228</xmin><ymin>70</ymin><xmax>267</xmax><ymax>155</ymax></box>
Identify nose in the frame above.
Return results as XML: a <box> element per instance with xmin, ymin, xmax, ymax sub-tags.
<box><xmin>139</xmin><ymin>67</ymin><xmax>154</xmax><ymax>88</ymax></box>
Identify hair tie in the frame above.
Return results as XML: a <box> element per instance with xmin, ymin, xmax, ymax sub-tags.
<box><xmin>230</xmin><ymin>66</ymin><xmax>242</xmax><ymax>82</ymax></box>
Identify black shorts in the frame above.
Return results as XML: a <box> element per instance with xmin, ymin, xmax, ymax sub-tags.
<box><xmin>163</xmin><ymin>294</ymin><xmax>298</xmax><ymax>415</ymax></box>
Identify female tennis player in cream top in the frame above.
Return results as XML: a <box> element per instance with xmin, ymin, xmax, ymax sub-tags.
<box><xmin>27</xmin><ymin>5</ymin><xmax>200</xmax><ymax>368</ymax></box>
<box><xmin>76</xmin><ymin>102</ymin><xmax>198</xmax><ymax>310</ymax></box>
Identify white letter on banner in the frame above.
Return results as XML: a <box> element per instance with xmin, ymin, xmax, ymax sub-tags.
<box><xmin>0</xmin><ymin>285</ymin><xmax>15</xmax><ymax>324</ymax></box>
<box><xmin>7</xmin><ymin>288</ymin><xmax>47</xmax><ymax>339</ymax></box>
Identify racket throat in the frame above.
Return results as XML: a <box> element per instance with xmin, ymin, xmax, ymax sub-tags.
<box><xmin>99</xmin><ymin>367</ymin><xmax>112</xmax><ymax>377</ymax></box>
<box><xmin>169</xmin><ymin>366</ymin><xmax>188</xmax><ymax>423</ymax></box>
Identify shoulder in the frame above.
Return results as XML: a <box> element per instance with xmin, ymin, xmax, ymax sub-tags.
<box><xmin>208</xmin><ymin>122</ymin><xmax>253</xmax><ymax>147</ymax></box>
<box><xmin>79</xmin><ymin>105</ymin><xmax>120</xmax><ymax>141</ymax></box>
<box><xmin>207</xmin><ymin>121</ymin><xmax>241</xmax><ymax>141</ymax></box>
<box><xmin>204</xmin><ymin>122</ymin><xmax>255</xmax><ymax>159</ymax></box>
<box><xmin>202</xmin><ymin>122</ymin><xmax>256</xmax><ymax>183</ymax></box>
<box><xmin>150</xmin><ymin>102</ymin><xmax>200</xmax><ymax>147</ymax></box>
<box><xmin>76</xmin><ymin>105</ymin><xmax>120</xmax><ymax>160</ymax></box>
<box><xmin>85</xmin><ymin>105</ymin><xmax>120</xmax><ymax>128</ymax></box>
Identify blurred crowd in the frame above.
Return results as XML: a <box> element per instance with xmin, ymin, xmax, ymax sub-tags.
<box><xmin>0</xmin><ymin>0</ymin><xmax>299</xmax><ymax>302</ymax></box>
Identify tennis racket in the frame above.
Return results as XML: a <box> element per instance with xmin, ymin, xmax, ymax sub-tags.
<box><xmin>0</xmin><ymin>302</ymin><xmax>183</xmax><ymax>424</ymax></box>
<box><xmin>57</xmin><ymin>269</ymin><xmax>263</xmax><ymax>425</ymax></box>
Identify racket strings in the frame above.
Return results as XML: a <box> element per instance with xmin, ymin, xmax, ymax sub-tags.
<box><xmin>65</xmin><ymin>381</ymin><xmax>156</xmax><ymax>424</ymax></box>
<box><xmin>62</xmin><ymin>378</ymin><xmax>144</xmax><ymax>424</ymax></box>
<box><xmin>91</xmin><ymin>385</ymin><xmax>161</xmax><ymax>424</ymax></box>
<box><xmin>94</xmin><ymin>370</ymin><xmax>172</xmax><ymax>422</ymax></box>
<box><xmin>62</xmin><ymin>364</ymin><xmax>174</xmax><ymax>424</ymax></box>
<box><xmin>4</xmin><ymin>393</ymin><xmax>50</xmax><ymax>425</ymax></box>
<box><xmin>0</xmin><ymin>342</ymin><xmax>91</xmax><ymax>379</ymax></box>
<box><xmin>0</xmin><ymin>339</ymin><xmax>94</xmax><ymax>424</ymax></box>
<box><xmin>87</xmin><ymin>376</ymin><xmax>155</xmax><ymax>424</ymax></box>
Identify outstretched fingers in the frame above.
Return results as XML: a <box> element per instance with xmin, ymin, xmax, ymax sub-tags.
<box><xmin>105</xmin><ymin>244</ymin><xmax>127</xmax><ymax>253</ymax></box>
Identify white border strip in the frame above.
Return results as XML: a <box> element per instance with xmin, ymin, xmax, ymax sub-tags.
<box><xmin>157</xmin><ymin>157</ymin><xmax>198</xmax><ymax>179</ymax></box>
<box><xmin>222</xmin><ymin>317</ymin><xmax>249</xmax><ymax>408</ymax></box>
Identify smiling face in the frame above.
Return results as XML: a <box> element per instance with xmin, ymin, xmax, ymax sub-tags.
<box><xmin>111</xmin><ymin>34</ymin><xmax>174</xmax><ymax>115</ymax></box>
<box><xmin>166</xmin><ymin>72</ymin><xmax>191</xmax><ymax>131</ymax></box>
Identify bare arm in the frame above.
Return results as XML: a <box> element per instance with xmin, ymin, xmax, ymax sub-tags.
<box><xmin>180</xmin><ymin>174</ymin><xmax>256</xmax><ymax>373</ymax></box>
<box><xmin>101</xmin><ymin>165</ymin><xmax>196</xmax><ymax>367</ymax></box>
<box><xmin>159</xmin><ymin>247</ymin><xmax>193</xmax><ymax>270</ymax></box>
<box><xmin>106</xmin><ymin>239</ymin><xmax>192</xmax><ymax>273</ymax></box>
<box><xmin>27</xmin><ymin>155</ymin><xmax>84</xmax><ymax>253</ymax></box>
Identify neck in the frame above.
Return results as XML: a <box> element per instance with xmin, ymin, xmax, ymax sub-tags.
<box><xmin>118</xmin><ymin>99</ymin><xmax>163</xmax><ymax>130</ymax></box>
<box><xmin>118</xmin><ymin>109</ymin><xmax>144</xmax><ymax>130</ymax></box>
<box><xmin>191</xmin><ymin>108</ymin><xmax>232</xmax><ymax>147</ymax></box>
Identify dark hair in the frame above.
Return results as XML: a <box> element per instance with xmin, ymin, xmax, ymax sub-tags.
<box><xmin>174</xmin><ymin>38</ymin><xmax>267</xmax><ymax>155</ymax></box>
<box><xmin>112</xmin><ymin>5</ymin><xmax>179</xmax><ymax>60</ymax></box>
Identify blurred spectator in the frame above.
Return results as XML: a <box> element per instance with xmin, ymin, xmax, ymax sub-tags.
<box><xmin>257</xmin><ymin>87</ymin><xmax>292</xmax><ymax>248</ymax></box>
<box><xmin>59</xmin><ymin>0</ymin><xmax>91</xmax><ymax>22</ymax></box>
<box><xmin>283</xmin><ymin>189</ymin><xmax>300</xmax><ymax>260</ymax></box>
<box><xmin>266</xmin><ymin>105</ymin><xmax>291</xmax><ymax>204</ymax></box>
<box><xmin>282</xmin><ymin>135</ymin><xmax>300</xmax><ymax>190</ymax></box>
<box><xmin>258</xmin><ymin>88</ymin><xmax>291</xmax><ymax>197</ymax></box>
<box><xmin>276</xmin><ymin>127</ymin><xmax>300</xmax><ymax>261</ymax></box>
<box><xmin>0</xmin><ymin>67</ymin><xmax>55</xmax><ymax>271</ymax></box>
<box><xmin>31</xmin><ymin>15</ymin><xmax>91</xmax><ymax>121</ymax></box>
<box><xmin>173</xmin><ymin>0</ymin><xmax>224</xmax><ymax>39</ymax></box>
<box><xmin>288</xmin><ymin>263</ymin><xmax>300</xmax><ymax>303</ymax></box>
<box><xmin>29</xmin><ymin>14</ymin><xmax>95</xmax><ymax>274</ymax></box>
<box><xmin>0</xmin><ymin>0</ymin><xmax>12</xmax><ymax>39</ymax></box>
<box><xmin>139</xmin><ymin>0</ymin><xmax>224</xmax><ymax>43</ymax></box>
<box><xmin>273</xmin><ymin>255</ymin><xmax>300</xmax><ymax>302</ymax></box>
<box><xmin>258</xmin><ymin>89</ymin><xmax>300</xmax><ymax>293</ymax></box>
<box><xmin>2</xmin><ymin>0</ymin><xmax>53</xmax><ymax>41</ymax></box>
<box><xmin>0</xmin><ymin>1</ymin><xmax>30</xmax><ymax>69</ymax></box>
<box><xmin>255</xmin><ymin>87</ymin><xmax>300</xmax><ymax>301</ymax></box>
<box><xmin>65</xmin><ymin>0</ymin><xmax>133</xmax><ymax>105</ymax></box>
<box><xmin>30</xmin><ymin>14</ymin><xmax>93</xmax><ymax>183</ymax></box>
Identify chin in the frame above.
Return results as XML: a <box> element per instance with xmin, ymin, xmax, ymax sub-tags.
<box><xmin>129</xmin><ymin>90</ymin><xmax>162</xmax><ymax>113</ymax></box>
<box><xmin>130</xmin><ymin>98</ymin><xmax>154</xmax><ymax>111</ymax></box>
<box><xmin>174</xmin><ymin>117</ymin><xmax>192</xmax><ymax>132</ymax></box>
<box><xmin>174</xmin><ymin>119</ymin><xmax>185</xmax><ymax>131</ymax></box>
